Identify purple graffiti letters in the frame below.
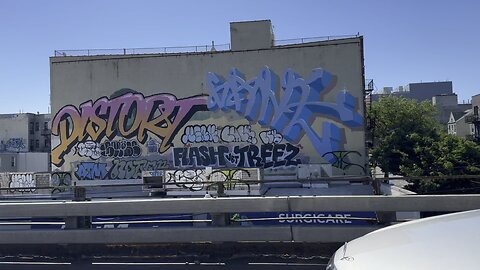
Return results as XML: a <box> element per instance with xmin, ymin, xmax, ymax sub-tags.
<box><xmin>206</xmin><ymin>67</ymin><xmax>363</xmax><ymax>160</ymax></box>
<box><xmin>52</xmin><ymin>91</ymin><xmax>207</xmax><ymax>166</ymax></box>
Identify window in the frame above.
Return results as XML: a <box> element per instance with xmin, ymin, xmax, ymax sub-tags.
<box><xmin>44</xmin><ymin>139</ymin><xmax>49</xmax><ymax>148</ymax></box>
<box><xmin>29</xmin><ymin>122</ymin><xmax>34</xmax><ymax>134</ymax></box>
<box><xmin>30</xmin><ymin>139</ymin><xmax>34</xmax><ymax>151</ymax></box>
<box><xmin>44</xmin><ymin>121</ymin><xmax>49</xmax><ymax>131</ymax></box>
<box><xmin>35</xmin><ymin>122</ymin><xmax>39</xmax><ymax>132</ymax></box>
<box><xmin>448</xmin><ymin>124</ymin><xmax>455</xmax><ymax>134</ymax></box>
<box><xmin>35</xmin><ymin>139</ymin><xmax>39</xmax><ymax>149</ymax></box>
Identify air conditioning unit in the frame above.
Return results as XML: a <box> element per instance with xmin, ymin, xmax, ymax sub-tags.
<box><xmin>142</xmin><ymin>170</ymin><xmax>165</xmax><ymax>196</ymax></box>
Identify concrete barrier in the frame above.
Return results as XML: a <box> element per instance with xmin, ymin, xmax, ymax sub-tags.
<box><xmin>0</xmin><ymin>195</ymin><xmax>479</xmax><ymax>244</ymax></box>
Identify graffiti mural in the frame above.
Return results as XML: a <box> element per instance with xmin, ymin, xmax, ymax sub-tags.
<box><xmin>51</xmin><ymin>91</ymin><xmax>208</xmax><ymax>166</ymax></box>
<box><xmin>51</xmin><ymin>66</ymin><xmax>365</xmax><ymax>181</ymax></box>
<box><xmin>206</xmin><ymin>66</ymin><xmax>363</xmax><ymax>162</ymax></box>
<box><xmin>220</xmin><ymin>125</ymin><xmax>257</xmax><ymax>144</ymax></box>
<box><xmin>173</xmin><ymin>143</ymin><xmax>300</xmax><ymax>169</ymax></box>
<box><xmin>181</xmin><ymin>124</ymin><xmax>219</xmax><ymax>144</ymax></box>
<box><xmin>75</xmin><ymin>159</ymin><xmax>169</xmax><ymax>180</ymax></box>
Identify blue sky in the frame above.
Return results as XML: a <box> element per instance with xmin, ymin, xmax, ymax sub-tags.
<box><xmin>0</xmin><ymin>0</ymin><xmax>478</xmax><ymax>114</ymax></box>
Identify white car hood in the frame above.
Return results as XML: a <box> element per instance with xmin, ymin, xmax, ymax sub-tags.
<box><xmin>334</xmin><ymin>209</ymin><xmax>480</xmax><ymax>270</ymax></box>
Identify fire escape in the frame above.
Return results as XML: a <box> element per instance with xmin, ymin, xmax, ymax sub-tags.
<box><xmin>465</xmin><ymin>105</ymin><xmax>480</xmax><ymax>143</ymax></box>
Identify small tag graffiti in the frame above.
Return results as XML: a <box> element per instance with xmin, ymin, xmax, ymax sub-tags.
<box><xmin>259</xmin><ymin>129</ymin><xmax>283</xmax><ymax>144</ymax></box>
<box><xmin>9</xmin><ymin>174</ymin><xmax>36</xmax><ymax>193</ymax></box>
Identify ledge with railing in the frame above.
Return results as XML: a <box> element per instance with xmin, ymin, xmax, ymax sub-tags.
<box><xmin>53</xmin><ymin>35</ymin><xmax>360</xmax><ymax>57</ymax></box>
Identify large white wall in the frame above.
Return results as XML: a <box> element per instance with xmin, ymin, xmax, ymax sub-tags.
<box><xmin>17</xmin><ymin>152</ymin><xmax>50</xmax><ymax>172</ymax></box>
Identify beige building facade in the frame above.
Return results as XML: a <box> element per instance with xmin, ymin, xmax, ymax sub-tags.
<box><xmin>50</xmin><ymin>21</ymin><xmax>367</xmax><ymax>182</ymax></box>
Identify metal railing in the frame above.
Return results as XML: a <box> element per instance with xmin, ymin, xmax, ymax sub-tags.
<box><xmin>54</xmin><ymin>44</ymin><xmax>231</xmax><ymax>57</ymax></box>
<box><xmin>53</xmin><ymin>35</ymin><xmax>360</xmax><ymax>57</ymax></box>
<box><xmin>274</xmin><ymin>34</ymin><xmax>359</xmax><ymax>46</ymax></box>
<box><xmin>2</xmin><ymin>173</ymin><xmax>480</xmax><ymax>199</ymax></box>
<box><xmin>0</xmin><ymin>195</ymin><xmax>479</xmax><ymax>244</ymax></box>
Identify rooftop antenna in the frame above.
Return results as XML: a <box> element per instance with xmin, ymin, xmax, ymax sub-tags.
<box><xmin>210</xmin><ymin>41</ymin><xmax>216</xmax><ymax>52</ymax></box>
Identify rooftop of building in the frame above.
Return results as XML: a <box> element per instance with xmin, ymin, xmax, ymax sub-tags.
<box><xmin>451</xmin><ymin>111</ymin><xmax>467</xmax><ymax>120</ymax></box>
<box><xmin>52</xmin><ymin>20</ymin><xmax>360</xmax><ymax>58</ymax></box>
<box><xmin>52</xmin><ymin>35</ymin><xmax>360</xmax><ymax>57</ymax></box>
<box><xmin>0</xmin><ymin>113</ymin><xmax>50</xmax><ymax>119</ymax></box>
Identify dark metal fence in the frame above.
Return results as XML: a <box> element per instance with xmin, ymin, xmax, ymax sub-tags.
<box><xmin>53</xmin><ymin>35</ymin><xmax>360</xmax><ymax>57</ymax></box>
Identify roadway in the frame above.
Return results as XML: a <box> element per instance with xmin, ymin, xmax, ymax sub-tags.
<box><xmin>0</xmin><ymin>260</ymin><xmax>329</xmax><ymax>270</ymax></box>
<box><xmin>0</xmin><ymin>242</ymin><xmax>337</xmax><ymax>269</ymax></box>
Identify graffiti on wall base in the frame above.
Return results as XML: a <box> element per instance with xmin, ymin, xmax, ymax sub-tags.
<box><xmin>51</xmin><ymin>171</ymin><xmax>72</xmax><ymax>193</ymax></box>
<box><xmin>75</xmin><ymin>159</ymin><xmax>169</xmax><ymax>180</ymax></box>
<box><xmin>322</xmin><ymin>151</ymin><xmax>366</xmax><ymax>174</ymax></box>
<box><xmin>165</xmin><ymin>169</ymin><xmax>206</xmax><ymax>191</ymax></box>
<box><xmin>9</xmin><ymin>174</ymin><xmax>36</xmax><ymax>193</ymax></box>
<box><xmin>164</xmin><ymin>168</ymin><xmax>257</xmax><ymax>192</ymax></box>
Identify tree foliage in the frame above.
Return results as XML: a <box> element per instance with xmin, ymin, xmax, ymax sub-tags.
<box><xmin>369</xmin><ymin>96</ymin><xmax>480</xmax><ymax>193</ymax></box>
<box><xmin>369</xmin><ymin>96</ymin><xmax>440</xmax><ymax>176</ymax></box>
<box><xmin>403</xmin><ymin>134</ymin><xmax>480</xmax><ymax>193</ymax></box>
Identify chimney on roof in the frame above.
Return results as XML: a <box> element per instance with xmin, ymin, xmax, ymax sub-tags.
<box><xmin>230</xmin><ymin>20</ymin><xmax>274</xmax><ymax>51</ymax></box>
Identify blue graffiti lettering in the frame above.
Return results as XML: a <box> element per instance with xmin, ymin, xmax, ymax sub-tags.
<box><xmin>173</xmin><ymin>144</ymin><xmax>300</xmax><ymax>169</ymax></box>
<box><xmin>74</xmin><ymin>159</ymin><xmax>169</xmax><ymax>180</ymax></box>
<box><xmin>206</xmin><ymin>67</ymin><xmax>363</xmax><ymax>160</ymax></box>
<box><xmin>75</xmin><ymin>162</ymin><xmax>108</xmax><ymax>180</ymax></box>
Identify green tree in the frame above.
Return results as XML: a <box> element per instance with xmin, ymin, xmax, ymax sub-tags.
<box><xmin>403</xmin><ymin>134</ymin><xmax>480</xmax><ymax>193</ymax></box>
<box><xmin>369</xmin><ymin>96</ymin><xmax>480</xmax><ymax>193</ymax></box>
<box><xmin>369</xmin><ymin>96</ymin><xmax>440</xmax><ymax>176</ymax></box>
